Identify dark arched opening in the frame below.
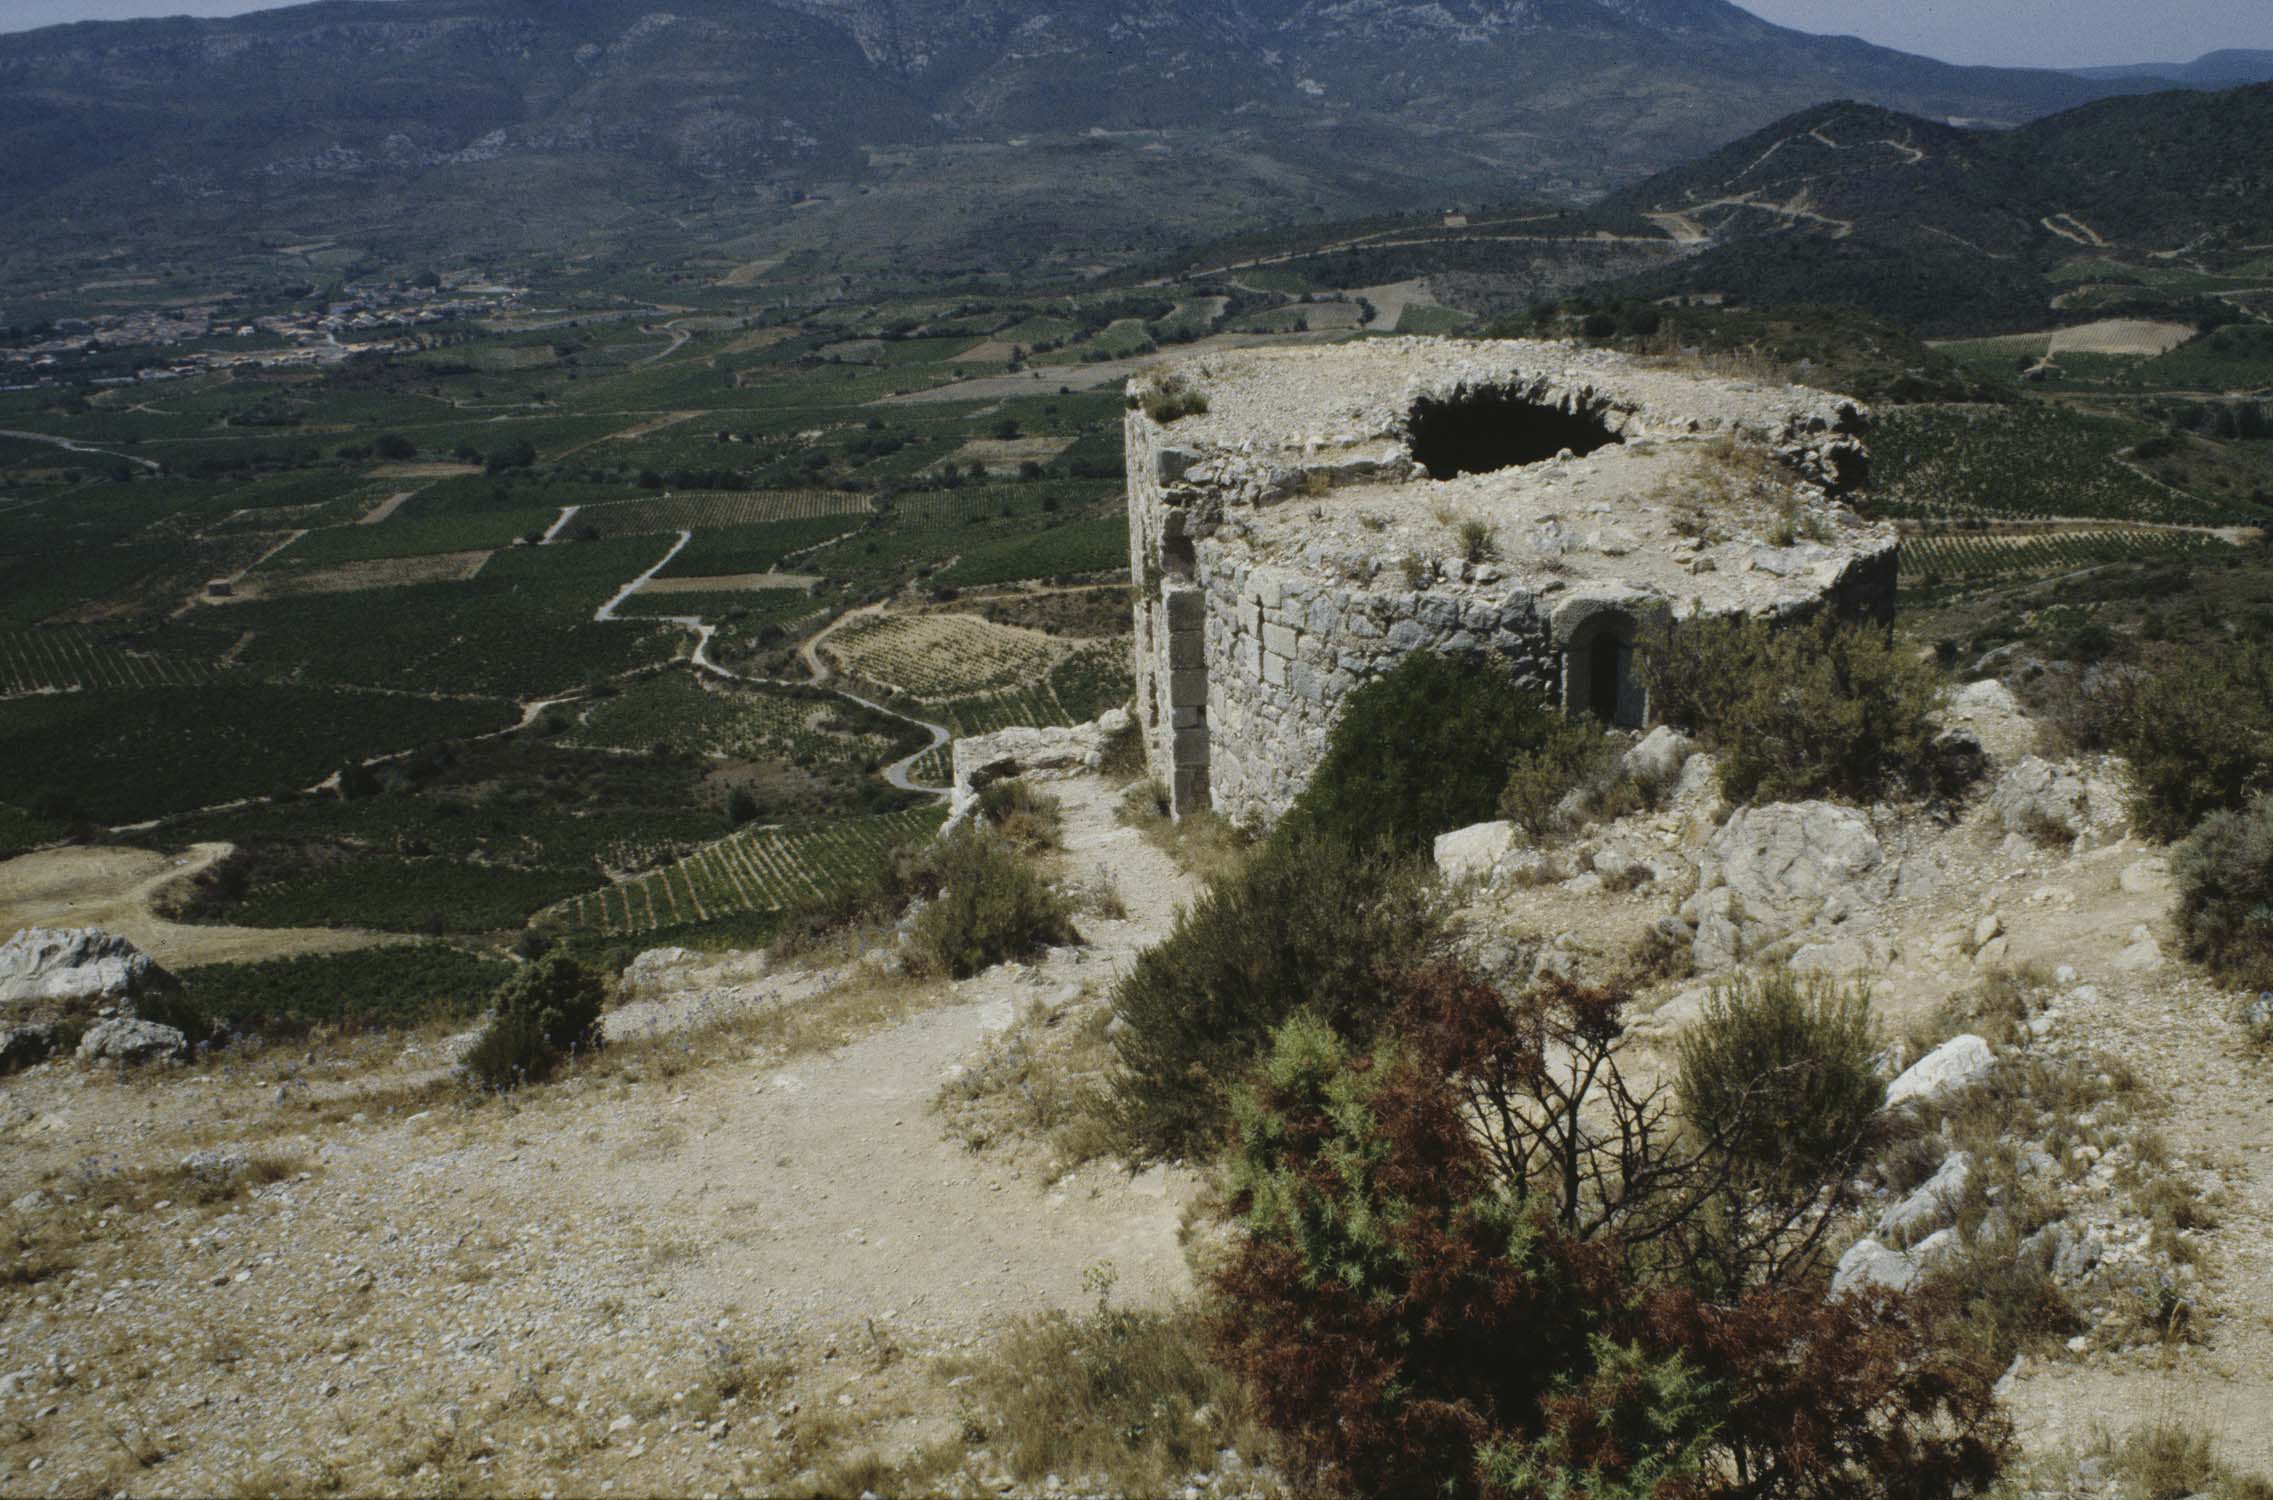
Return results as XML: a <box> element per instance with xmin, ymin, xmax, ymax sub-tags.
<box><xmin>1408</xmin><ymin>386</ymin><xmax>1622</xmax><ymax>481</ymax></box>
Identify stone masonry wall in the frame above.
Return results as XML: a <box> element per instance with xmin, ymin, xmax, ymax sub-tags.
<box><xmin>1198</xmin><ymin>554</ymin><xmax>1559</xmax><ymax>827</ymax></box>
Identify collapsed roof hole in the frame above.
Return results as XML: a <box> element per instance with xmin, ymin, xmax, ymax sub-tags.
<box><xmin>1408</xmin><ymin>386</ymin><xmax>1622</xmax><ymax>480</ymax></box>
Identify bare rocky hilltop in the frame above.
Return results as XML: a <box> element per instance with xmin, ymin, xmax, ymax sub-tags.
<box><xmin>2</xmin><ymin>678</ymin><xmax>2271</xmax><ymax>1494</ymax></box>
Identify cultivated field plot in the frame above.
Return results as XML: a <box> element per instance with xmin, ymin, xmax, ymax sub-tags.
<box><xmin>823</xmin><ymin>612</ymin><xmax>1065</xmax><ymax>700</ymax></box>
<box><xmin>578</xmin><ymin>490</ymin><xmax>876</xmax><ymax>533</ymax></box>
<box><xmin>543</xmin><ymin>803</ymin><xmax>946</xmax><ymax>937</ymax></box>
<box><xmin>2048</xmin><ymin>320</ymin><xmax>2197</xmax><ymax>357</ymax></box>
<box><xmin>566</xmin><ymin>672</ymin><xmax>895</xmax><ymax>769</ymax></box>
<box><xmin>1899</xmin><ymin>528</ymin><xmax>2229</xmax><ymax>587</ymax></box>
<box><xmin>0</xmin><ymin>626</ymin><xmax>214</xmax><ymax>697</ymax></box>
<box><xmin>1871</xmin><ymin>404</ymin><xmax>2255</xmax><ymax>525</ymax></box>
<box><xmin>219</xmin><ymin>549</ymin><xmax>493</xmax><ymax>601</ymax></box>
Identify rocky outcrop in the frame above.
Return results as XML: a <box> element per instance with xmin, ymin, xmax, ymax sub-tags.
<box><xmin>1687</xmin><ymin>801</ymin><xmax>1890</xmax><ymax>972</ymax></box>
<box><xmin>0</xmin><ymin>927</ymin><xmax>183</xmax><ymax>1069</ymax></box>
<box><xmin>0</xmin><ymin>927</ymin><xmax>180</xmax><ymax>1022</ymax></box>
<box><xmin>949</xmin><ymin>709</ymin><xmax>1133</xmax><ymax>823</ymax></box>
<box><xmin>1832</xmin><ymin>1228</ymin><xmax>1960</xmax><ymax>1296</ymax></box>
<box><xmin>75</xmin><ymin>1017</ymin><xmax>188</xmax><ymax>1066</ymax></box>
<box><xmin>1983</xmin><ymin>755</ymin><xmax>2127</xmax><ymax>850</ymax></box>
<box><xmin>1885</xmin><ymin>1034</ymin><xmax>1995</xmax><ymax>1110</ymax></box>
<box><xmin>1941</xmin><ymin>678</ymin><xmax>2036</xmax><ymax>766</ymax></box>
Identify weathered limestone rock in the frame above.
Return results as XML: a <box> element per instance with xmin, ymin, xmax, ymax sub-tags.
<box><xmin>1984</xmin><ymin>756</ymin><xmax>2126</xmax><ymax>848</ymax></box>
<box><xmin>75</xmin><ymin>1017</ymin><xmax>187</xmax><ymax>1066</ymax></box>
<box><xmin>1877</xmin><ymin>1152</ymin><xmax>1973</xmax><ymax>1248</ymax></box>
<box><xmin>1619</xmin><ymin>725</ymin><xmax>1694</xmax><ymax>789</ymax></box>
<box><xmin>1885</xmin><ymin>1034</ymin><xmax>1995</xmax><ymax>1110</ymax></box>
<box><xmin>0</xmin><ymin>927</ymin><xmax>179</xmax><ymax>1023</ymax></box>
<box><xmin>1942</xmin><ymin>679</ymin><xmax>2037</xmax><ymax>765</ymax></box>
<box><xmin>1434</xmin><ymin>820</ymin><xmax>1519</xmax><ymax>885</ymax></box>
<box><xmin>1690</xmin><ymin>802</ymin><xmax>1887</xmax><ymax>971</ymax></box>
<box><xmin>1832</xmin><ymin>1228</ymin><xmax>1960</xmax><ymax>1296</ymax></box>
<box><xmin>949</xmin><ymin>709</ymin><xmax>1133</xmax><ymax>822</ymax></box>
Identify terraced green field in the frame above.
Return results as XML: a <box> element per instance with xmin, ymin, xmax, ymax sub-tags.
<box><xmin>1871</xmin><ymin>404</ymin><xmax>2266</xmax><ymax>525</ymax></box>
<box><xmin>1899</xmin><ymin>527</ymin><xmax>2228</xmax><ymax>587</ymax></box>
<box><xmin>543</xmin><ymin>803</ymin><xmax>947</xmax><ymax>938</ymax></box>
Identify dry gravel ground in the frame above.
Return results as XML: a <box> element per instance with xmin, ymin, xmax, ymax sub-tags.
<box><xmin>0</xmin><ymin>777</ymin><xmax>1201</xmax><ymax>1497</ymax></box>
<box><xmin>7</xmin><ymin>759</ymin><xmax>2273</xmax><ymax>1493</ymax></box>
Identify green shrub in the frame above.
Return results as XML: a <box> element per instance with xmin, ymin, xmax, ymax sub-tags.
<box><xmin>2172</xmin><ymin>793</ymin><xmax>2273</xmax><ymax>989</ymax></box>
<box><xmin>1498</xmin><ymin>711</ymin><xmax>1621</xmax><ymax>837</ymax></box>
<box><xmin>1676</xmin><ymin>971</ymin><xmax>1883</xmax><ymax>1197</ymax></box>
<box><xmin>1108</xmin><ymin>828</ymin><xmax>1443</xmax><ymax>1155</ymax></box>
<box><xmin>975</xmin><ymin>778</ymin><xmax>1064</xmax><ymax>852</ymax></box>
<box><xmin>1287</xmin><ymin>651</ymin><xmax>1570</xmax><ymax>854</ymax></box>
<box><xmin>1643</xmin><ymin>614</ymin><xmax>1947</xmax><ymax>805</ymax></box>
<box><xmin>460</xmin><ymin>953</ymin><xmax>608</xmax><ymax>1091</ymax></box>
<box><xmin>908</xmin><ymin>824</ymin><xmax>1077</xmax><ymax>979</ymax></box>
<box><xmin>2117</xmin><ymin>647</ymin><xmax>2273</xmax><ymax>840</ymax></box>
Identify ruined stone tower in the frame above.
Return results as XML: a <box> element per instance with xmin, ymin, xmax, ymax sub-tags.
<box><xmin>1126</xmin><ymin>338</ymin><xmax>1897</xmax><ymax>826</ymax></box>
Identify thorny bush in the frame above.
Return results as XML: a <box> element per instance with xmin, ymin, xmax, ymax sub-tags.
<box><xmin>1208</xmin><ymin>967</ymin><xmax>2009</xmax><ymax>1499</ymax></box>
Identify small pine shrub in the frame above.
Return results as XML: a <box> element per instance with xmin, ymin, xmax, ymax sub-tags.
<box><xmin>1286</xmin><ymin>651</ymin><xmax>1568</xmax><ymax>855</ymax></box>
<box><xmin>1498</xmin><ymin>711</ymin><xmax>1620</xmax><ymax>837</ymax></box>
<box><xmin>1643</xmin><ymin>613</ymin><xmax>1948</xmax><ymax>805</ymax></box>
<box><xmin>1676</xmin><ymin>971</ymin><xmax>1883</xmax><ymax>1196</ymax></box>
<box><xmin>1108</xmin><ymin>828</ymin><xmax>1443</xmax><ymax>1155</ymax></box>
<box><xmin>2117</xmin><ymin>646</ymin><xmax>2273</xmax><ymax>840</ymax></box>
<box><xmin>460</xmin><ymin>953</ymin><xmax>608</xmax><ymax>1090</ymax></box>
<box><xmin>2171</xmin><ymin>793</ymin><xmax>2273</xmax><ymax>990</ymax></box>
<box><xmin>908</xmin><ymin>824</ymin><xmax>1077</xmax><ymax>979</ymax></box>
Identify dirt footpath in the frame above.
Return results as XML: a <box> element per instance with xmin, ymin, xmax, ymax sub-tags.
<box><xmin>0</xmin><ymin>843</ymin><xmax>402</xmax><ymax>969</ymax></box>
<box><xmin>0</xmin><ymin>777</ymin><xmax>1201</xmax><ymax>1497</ymax></box>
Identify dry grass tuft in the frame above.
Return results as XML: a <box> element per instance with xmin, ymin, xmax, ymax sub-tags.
<box><xmin>937</xmin><ymin>997</ymin><xmax>1120</xmax><ymax>1171</ymax></box>
<box><xmin>1119</xmin><ymin>778</ymin><xmax>1254</xmax><ymax>885</ymax></box>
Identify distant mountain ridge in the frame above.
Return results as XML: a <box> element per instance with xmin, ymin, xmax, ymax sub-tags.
<box><xmin>0</xmin><ymin>0</ymin><xmax>2179</xmax><ymax>269</ymax></box>
<box><xmin>2072</xmin><ymin>49</ymin><xmax>2273</xmax><ymax>88</ymax></box>
<box><xmin>1597</xmin><ymin>83</ymin><xmax>2273</xmax><ymax>333</ymax></box>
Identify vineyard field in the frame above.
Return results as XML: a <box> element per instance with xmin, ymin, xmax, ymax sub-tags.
<box><xmin>824</xmin><ymin>612</ymin><xmax>1064</xmax><ymax>700</ymax></box>
<box><xmin>0</xmin><ymin>626</ymin><xmax>215</xmax><ymax>697</ymax></box>
<box><xmin>1899</xmin><ymin>528</ymin><xmax>2229</xmax><ymax>587</ymax></box>
<box><xmin>579</xmin><ymin>490</ymin><xmax>875</xmax><ymax>534</ymax></box>
<box><xmin>544</xmin><ymin>803</ymin><xmax>947</xmax><ymax>937</ymax></box>
<box><xmin>1871</xmin><ymin>404</ymin><xmax>2264</xmax><ymax>525</ymax></box>
<box><xmin>566</xmin><ymin>671</ymin><xmax>898</xmax><ymax>769</ymax></box>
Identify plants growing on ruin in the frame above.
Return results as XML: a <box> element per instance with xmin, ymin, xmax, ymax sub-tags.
<box><xmin>1285</xmin><ymin>651</ymin><xmax>1570</xmax><ymax>855</ymax></box>
<box><xmin>1642</xmin><ymin>613</ymin><xmax>1950</xmax><ymax>805</ymax></box>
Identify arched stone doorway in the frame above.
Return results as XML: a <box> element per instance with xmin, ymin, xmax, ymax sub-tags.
<box><xmin>1551</xmin><ymin>591</ymin><xmax>1658</xmax><ymax>729</ymax></box>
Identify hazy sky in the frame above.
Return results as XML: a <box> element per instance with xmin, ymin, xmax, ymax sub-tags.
<box><xmin>0</xmin><ymin>0</ymin><xmax>2264</xmax><ymax>70</ymax></box>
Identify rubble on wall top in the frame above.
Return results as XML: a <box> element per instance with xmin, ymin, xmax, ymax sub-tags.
<box><xmin>1132</xmin><ymin>337</ymin><xmax>1894</xmax><ymax>616</ymax></box>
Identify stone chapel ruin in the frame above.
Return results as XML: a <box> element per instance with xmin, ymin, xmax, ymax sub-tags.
<box><xmin>1126</xmin><ymin>338</ymin><xmax>1899</xmax><ymax>825</ymax></box>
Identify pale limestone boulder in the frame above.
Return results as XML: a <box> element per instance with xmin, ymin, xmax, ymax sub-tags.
<box><xmin>76</xmin><ymin>1017</ymin><xmax>187</xmax><ymax>1066</ymax></box>
<box><xmin>1885</xmin><ymin>1034</ymin><xmax>1994</xmax><ymax>1111</ymax></box>
<box><xmin>1984</xmin><ymin>756</ymin><xmax>2127</xmax><ymax>848</ymax></box>
<box><xmin>1619</xmin><ymin>725</ymin><xmax>1693</xmax><ymax>789</ymax></box>
<box><xmin>1704</xmin><ymin>802</ymin><xmax>1886</xmax><ymax>916</ymax></box>
<box><xmin>1832</xmin><ymin>1228</ymin><xmax>1960</xmax><ymax>1297</ymax></box>
<box><xmin>1943</xmin><ymin>679</ymin><xmax>2036</xmax><ymax>765</ymax></box>
<box><xmin>1691</xmin><ymin>802</ymin><xmax>1887</xmax><ymax>971</ymax></box>
<box><xmin>1434</xmin><ymin>821</ymin><xmax>1518</xmax><ymax>886</ymax></box>
<box><xmin>1877</xmin><ymin>1152</ymin><xmax>1972</xmax><ymax>1248</ymax></box>
<box><xmin>0</xmin><ymin>927</ymin><xmax>179</xmax><ymax>1023</ymax></box>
